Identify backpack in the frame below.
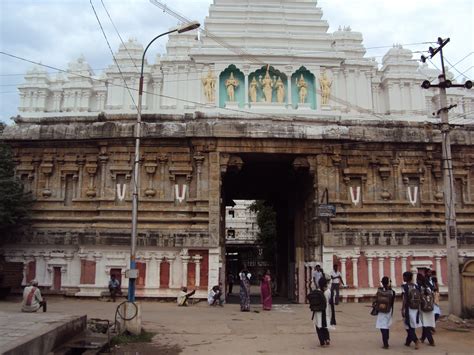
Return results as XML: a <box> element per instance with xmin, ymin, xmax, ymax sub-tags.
<box><xmin>407</xmin><ymin>284</ymin><xmax>421</xmax><ymax>310</ymax></box>
<box><xmin>375</xmin><ymin>289</ymin><xmax>393</xmax><ymax>313</ymax></box>
<box><xmin>307</xmin><ymin>290</ymin><xmax>326</xmax><ymax>312</ymax></box>
<box><xmin>420</xmin><ymin>287</ymin><xmax>434</xmax><ymax>312</ymax></box>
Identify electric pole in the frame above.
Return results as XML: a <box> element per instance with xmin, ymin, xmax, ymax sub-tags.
<box><xmin>421</xmin><ymin>37</ymin><xmax>473</xmax><ymax>317</ymax></box>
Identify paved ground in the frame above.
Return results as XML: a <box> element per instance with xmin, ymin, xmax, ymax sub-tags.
<box><xmin>0</xmin><ymin>310</ymin><xmax>84</xmax><ymax>353</ymax></box>
<box><xmin>0</xmin><ymin>297</ymin><xmax>472</xmax><ymax>354</ymax></box>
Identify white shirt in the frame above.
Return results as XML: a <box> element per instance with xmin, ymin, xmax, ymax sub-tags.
<box><xmin>21</xmin><ymin>286</ymin><xmax>43</xmax><ymax>312</ymax></box>
<box><xmin>312</xmin><ymin>270</ymin><xmax>323</xmax><ymax>286</ymax></box>
<box><xmin>330</xmin><ymin>271</ymin><xmax>342</xmax><ymax>284</ymax></box>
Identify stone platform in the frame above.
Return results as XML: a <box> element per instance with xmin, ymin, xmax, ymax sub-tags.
<box><xmin>0</xmin><ymin>310</ymin><xmax>86</xmax><ymax>355</ymax></box>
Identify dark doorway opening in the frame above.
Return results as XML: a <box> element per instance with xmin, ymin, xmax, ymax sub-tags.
<box><xmin>222</xmin><ymin>153</ymin><xmax>314</xmax><ymax>303</ymax></box>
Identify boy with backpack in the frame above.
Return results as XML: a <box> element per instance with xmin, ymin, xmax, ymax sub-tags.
<box><xmin>374</xmin><ymin>276</ymin><xmax>395</xmax><ymax>349</ymax></box>
<box><xmin>417</xmin><ymin>274</ymin><xmax>436</xmax><ymax>346</ymax></box>
<box><xmin>307</xmin><ymin>277</ymin><xmax>332</xmax><ymax>347</ymax></box>
<box><xmin>401</xmin><ymin>271</ymin><xmax>421</xmax><ymax>349</ymax></box>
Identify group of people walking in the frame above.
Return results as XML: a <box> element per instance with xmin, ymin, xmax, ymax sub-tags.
<box><xmin>308</xmin><ymin>265</ymin><xmax>441</xmax><ymax>349</ymax></box>
<box><xmin>371</xmin><ymin>268</ymin><xmax>440</xmax><ymax>350</ymax></box>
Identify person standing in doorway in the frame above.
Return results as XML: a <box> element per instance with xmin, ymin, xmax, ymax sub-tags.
<box><xmin>228</xmin><ymin>273</ymin><xmax>234</xmax><ymax>295</ymax></box>
<box><xmin>108</xmin><ymin>274</ymin><xmax>121</xmax><ymax>302</ymax></box>
<box><xmin>375</xmin><ymin>276</ymin><xmax>395</xmax><ymax>349</ymax></box>
<box><xmin>330</xmin><ymin>264</ymin><xmax>344</xmax><ymax>305</ymax></box>
<box><xmin>239</xmin><ymin>268</ymin><xmax>251</xmax><ymax>312</ymax></box>
<box><xmin>260</xmin><ymin>269</ymin><xmax>272</xmax><ymax>311</ymax></box>
<box><xmin>401</xmin><ymin>271</ymin><xmax>421</xmax><ymax>349</ymax></box>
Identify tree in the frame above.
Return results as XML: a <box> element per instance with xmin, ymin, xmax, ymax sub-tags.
<box><xmin>0</xmin><ymin>134</ymin><xmax>32</xmax><ymax>236</ymax></box>
<box><xmin>249</xmin><ymin>200</ymin><xmax>277</xmax><ymax>264</ymax></box>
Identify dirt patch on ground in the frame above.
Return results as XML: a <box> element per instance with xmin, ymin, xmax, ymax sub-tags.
<box><xmin>110</xmin><ymin>342</ymin><xmax>182</xmax><ymax>354</ymax></box>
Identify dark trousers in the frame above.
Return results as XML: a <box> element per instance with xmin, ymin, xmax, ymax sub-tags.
<box><xmin>315</xmin><ymin>326</ymin><xmax>330</xmax><ymax>346</ymax></box>
<box><xmin>380</xmin><ymin>329</ymin><xmax>389</xmax><ymax>347</ymax></box>
<box><xmin>405</xmin><ymin>327</ymin><xmax>418</xmax><ymax>345</ymax></box>
<box><xmin>330</xmin><ymin>283</ymin><xmax>340</xmax><ymax>305</ymax></box>
<box><xmin>421</xmin><ymin>327</ymin><xmax>434</xmax><ymax>345</ymax></box>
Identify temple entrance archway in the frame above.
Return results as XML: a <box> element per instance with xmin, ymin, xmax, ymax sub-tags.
<box><xmin>221</xmin><ymin>153</ymin><xmax>317</xmax><ymax>302</ymax></box>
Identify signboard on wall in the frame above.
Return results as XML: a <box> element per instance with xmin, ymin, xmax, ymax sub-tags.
<box><xmin>318</xmin><ymin>204</ymin><xmax>336</xmax><ymax>217</ymax></box>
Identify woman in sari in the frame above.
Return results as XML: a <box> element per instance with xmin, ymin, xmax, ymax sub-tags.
<box><xmin>261</xmin><ymin>270</ymin><xmax>272</xmax><ymax>310</ymax></box>
<box><xmin>239</xmin><ymin>269</ymin><xmax>251</xmax><ymax>312</ymax></box>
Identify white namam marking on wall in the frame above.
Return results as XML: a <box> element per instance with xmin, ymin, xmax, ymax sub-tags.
<box><xmin>407</xmin><ymin>186</ymin><xmax>418</xmax><ymax>206</ymax></box>
<box><xmin>350</xmin><ymin>186</ymin><xmax>361</xmax><ymax>206</ymax></box>
<box><xmin>174</xmin><ymin>184</ymin><xmax>187</xmax><ymax>203</ymax></box>
<box><xmin>116</xmin><ymin>184</ymin><xmax>126</xmax><ymax>201</ymax></box>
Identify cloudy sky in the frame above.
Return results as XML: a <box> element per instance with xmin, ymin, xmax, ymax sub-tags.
<box><xmin>0</xmin><ymin>0</ymin><xmax>472</xmax><ymax>124</ymax></box>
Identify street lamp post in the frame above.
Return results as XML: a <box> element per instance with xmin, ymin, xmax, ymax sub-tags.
<box><xmin>128</xmin><ymin>21</ymin><xmax>200</xmax><ymax>302</ymax></box>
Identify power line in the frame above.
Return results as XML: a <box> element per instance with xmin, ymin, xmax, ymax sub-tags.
<box><xmin>100</xmin><ymin>0</ymin><xmax>140</xmax><ymax>72</ymax></box>
<box><xmin>89</xmin><ymin>0</ymin><xmax>137</xmax><ymax>110</ymax></box>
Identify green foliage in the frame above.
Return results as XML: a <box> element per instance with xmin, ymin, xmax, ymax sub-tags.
<box><xmin>0</xmin><ymin>142</ymin><xmax>32</xmax><ymax>235</ymax></box>
<box><xmin>110</xmin><ymin>330</ymin><xmax>155</xmax><ymax>346</ymax></box>
<box><xmin>249</xmin><ymin>200</ymin><xmax>277</xmax><ymax>262</ymax></box>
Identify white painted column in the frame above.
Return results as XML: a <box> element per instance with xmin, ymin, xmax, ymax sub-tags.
<box><xmin>367</xmin><ymin>257</ymin><xmax>374</xmax><ymax>288</ymax></box>
<box><xmin>378</xmin><ymin>256</ymin><xmax>385</xmax><ymax>282</ymax></box>
<box><xmin>401</xmin><ymin>255</ymin><xmax>408</xmax><ymax>275</ymax></box>
<box><xmin>156</xmin><ymin>256</ymin><xmax>161</xmax><ymax>288</ymax></box>
<box><xmin>390</xmin><ymin>256</ymin><xmax>397</xmax><ymax>287</ymax></box>
<box><xmin>168</xmin><ymin>256</ymin><xmax>176</xmax><ymax>289</ymax></box>
<box><xmin>340</xmin><ymin>257</ymin><xmax>347</xmax><ymax>284</ymax></box>
<box><xmin>351</xmin><ymin>257</ymin><xmax>359</xmax><ymax>287</ymax></box>
<box><xmin>181</xmin><ymin>254</ymin><xmax>190</xmax><ymax>287</ymax></box>
<box><xmin>144</xmin><ymin>255</ymin><xmax>152</xmax><ymax>288</ymax></box>
<box><xmin>193</xmin><ymin>255</ymin><xmax>202</xmax><ymax>288</ymax></box>
<box><xmin>244</xmin><ymin>73</ymin><xmax>249</xmax><ymax>108</ymax></box>
<box><xmin>435</xmin><ymin>256</ymin><xmax>443</xmax><ymax>285</ymax></box>
<box><xmin>43</xmin><ymin>255</ymin><xmax>51</xmax><ymax>286</ymax></box>
<box><xmin>287</xmin><ymin>74</ymin><xmax>293</xmax><ymax>107</ymax></box>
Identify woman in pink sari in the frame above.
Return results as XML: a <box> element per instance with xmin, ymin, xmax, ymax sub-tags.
<box><xmin>261</xmin><ymin>270</ymin><xmax>272</xmax><ymax>310</ymax></box>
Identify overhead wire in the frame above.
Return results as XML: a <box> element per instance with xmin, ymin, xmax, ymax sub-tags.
<box><xmin>99</xmin><ymin>0</ymin><xmax>140</xmax><ymax>72</ymax></box>
<box><xmin>89</xmin><ymin>0</ymin><xmax>137</xmax><ymax>110</ymax></box>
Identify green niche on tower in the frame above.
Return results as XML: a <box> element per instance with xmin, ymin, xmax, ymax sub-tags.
<box><xmin>291</xmin><ymin>67</ymin><xmax>316</xmax><ymax>109</ymax></box>
<box><xmin>219</xmin><ymin>65</ymin><xmax>245</xmax><ymax>108</ymax></box>
<box><xmin>248</xmin><ymin>66</ymin><xmax>287</xmax><ymax>105</ymax></box>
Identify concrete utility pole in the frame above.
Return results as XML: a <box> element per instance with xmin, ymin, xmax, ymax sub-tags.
<box><xmin>421</xmin><ymin>37</ymin><xmax>473</xmax><ymax>317</ymax></box>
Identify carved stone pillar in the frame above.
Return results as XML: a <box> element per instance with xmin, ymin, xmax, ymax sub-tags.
<box><xmin>367</xmin><ymin>256</ymin><xmax>374</xmax><ymax>288</ymax></box>
<box><xmin>244</xmin><ymin>70</ymin><xmax>249</xmax><ymax>108</ymax></box>
<box><xmin>194</xmin><ymin>153</ymin><xmax>205</xmax><ymax>199</ymax></box>
<box><xmin>390</xmin><ymin>256</ymin><xmax>397</xmax><ymax>287</ymax></box>
<box><xmin>158</xmin><ymin>154</ymin><xmax>168</xmax><ymax>199</ymax></box>
<box><xmin>351</xmin><ymin>257</ymin><xmax>359</xmax><ymax>288</ymax></box>
<box><xmin>286</xmin><ymin>71</ymin><xmax>293</xmax><ymax>107</ymax></box>
<box><xmin>98</xmin><ymin>148</ymin><xmax>109</xmax><ymax>199</ymax></box>
<box><xmin>435</xmin><ymin>256</ymin><xmax>443</xmax><ymax>285</ymax></box>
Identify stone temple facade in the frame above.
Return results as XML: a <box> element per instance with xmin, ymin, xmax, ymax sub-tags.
<box><xmin>2</xmin><ymin>0</ymin><xmax>474</xmax><ymax>302</ymax></box>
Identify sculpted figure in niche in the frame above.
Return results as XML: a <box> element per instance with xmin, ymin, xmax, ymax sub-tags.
<box><xmin>225</xmin><ymin>72</ymin><xmax>239</xmax><ymax>102</ymax></box>
<box><xmin>202</xmin><ymin>69</ymin><xmax>216</xmax><ymax>103</ymax></box>
<box><xmin>275</xmin><ymin>77</ymin><xmax>285</xmax><ymax>103</ymax></box>
<box><xmin>296</xmin><ymin>74</ymin><xmax>308</xmax><ymax>104</ymax></box>
<box><xmin>249</xmin><ymin>77</ymin><xmax>258</xmax><ymax>103</ymax></box>
<box><xmin>319</xmin><ymin>70</ymin><xmax>332</xmax><ymax>105</ymax></box>
<box><xmin>259</xmin><ymin>65</ymin><xmax>275</xmax><ymax>103</ymax></box>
